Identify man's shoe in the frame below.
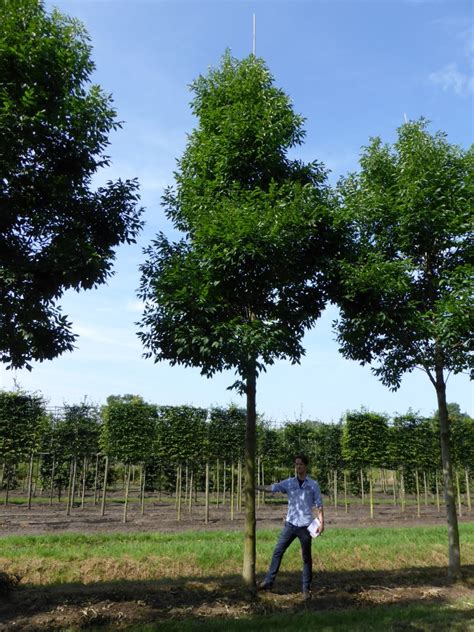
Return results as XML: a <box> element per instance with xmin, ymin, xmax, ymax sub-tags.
<box><xmin>302</xmin><ymin>589</ymin><xmax>312</xmax><ymax>601</ymax></box>
<box><xmin>257</xmin><ymin>581</ymin><xmax>273</xmax><ymax>592</ymax></box>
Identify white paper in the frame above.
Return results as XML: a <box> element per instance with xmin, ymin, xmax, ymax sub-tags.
<box><xmin>307</xmin><ymin>517</ymin><xmax>321</xmax><ymax>538</ymax></box>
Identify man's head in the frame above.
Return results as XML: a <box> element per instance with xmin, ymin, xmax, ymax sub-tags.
<box><xmin>294</xmin><ymin>454</ymin><xmax>308</xmax><ymax>479</ymax></box>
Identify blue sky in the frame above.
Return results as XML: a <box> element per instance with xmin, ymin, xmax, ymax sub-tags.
<box><xmin>1</xmin><ymin>0</ymin><xmax>472</xmax><ymax>422</ymax></box>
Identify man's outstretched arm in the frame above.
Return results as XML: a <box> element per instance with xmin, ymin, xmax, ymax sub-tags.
<box><xmin>256</xmin><ymin>484</ymin><xmax>273</xmax><ymax>492</ymax></box>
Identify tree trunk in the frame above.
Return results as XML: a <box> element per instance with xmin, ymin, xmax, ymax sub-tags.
<box><xmin>123</xmin><ymin>464</ymin><xmax>131</xmax><ymax>523</ymax></box>
<box><xmin>101</xmin><ymin>456</ymin><xmax>109</xmax><ymax>517</ymax></box>
<box><xmin>93</xmin><ymin>453</ymin><xmax>99</xmax><ymax>505</ymax></box>
<box><xmin>27</xmin><ymin>453</ymin><xmax>34</xmax><ymax>510</ymax></box>
<box><xmin>242</xmin><ymin>365</ymin><xmax>257</xmax><ymax>588</ymax></box>
<box><xmin>140</xmin><ymin>464</ymin><xmax>146</xmax><ymax>516</ymax></box>
<box><xmin>434</xmin><ymin>364</ymin><xmax>461</xmax><ymax>579</ymax></box>
<box><xmin>205</xmin><ymin>462</ymin><xmax>209</xmax><ymax>524</ymax></box>
<box><xmin>465</xmin><ymin>468</ymin><xmax>471</xmax><ymax>513</ymax></box>
<box><xmin>49</xmin><ymin>458</ymin><xmax>56</xmax><ymax>506</ymax></box>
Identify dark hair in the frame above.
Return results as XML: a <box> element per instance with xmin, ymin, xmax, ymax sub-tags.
<box><xmin>293</xmin><ymin>454</ymin><xmax>309</xmax><ymax>466</ymax></box>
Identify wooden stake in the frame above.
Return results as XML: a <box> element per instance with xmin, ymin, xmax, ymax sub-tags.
<box><xmin>415</xmin><ymin>469</ymin><xmax>421</xmax><ymax>517</ymax></box>
<box><xmin>93</xmin><ymin>453</ymin><xmax>99</xmax><ymax>505</ymax></box>
<box><xmin>465</xmin><ymin>468</ymin><xmax>471</xmax><ymax>512</ymax></box>
<box><xmin>435</xmin><ymin>471</ymin><xmax>441</xmax><ymax>513</ymax></box>
<box><xmin>27</xmin><ymin>453</ymin><xmax>34</xmax><ymax>510</ymax></box>
<box><xmin>123</xmin><ymin>464</ymin><xmax>131</xmax><ymax>523</ymax></box>
<box><xmin>140</xmin><ymin>464</ymin><xmax>146</xmax><ymax>516</ymax></box>
<box><xmin>456</xmin><ymin>470</ymin><xmax>462</xmax><ymax>517</ymax></box>
<box><xmin>49</xmin><ymin>458</ymin><xmax>56</xmax><ymax>506</ymax></box>
<box><xmin>100</xmin><ymin>455</ymin><xmax>109</xmax><ymax>517</ymax></box>
<box><xmin>344</xmin><ymin>471</ymin><xmax>348</xmax><ymax>513</ymax></box>
<box><xmin>81</xmin><ymin>456</ymin><xmax>87</xmax><ymax>509</ymax></box>
<box><xmin>231</xmin><ymin>462</ymin><xmax>235</xmax><ymax>521</ymax></box>
<box><xmin>222</xmin><ymin>460</ymin><xmax>226</xmax><ymax>507</ymax></box>
<box><xmin>205</xmin><ymin>462</ymin><xmax>210</xmax><ymax>524</ymax></box>
<box><xmin>369</xmin><ymin>473</ymin><xmax>374</xmax><ymax>519</ymax></box>
<box><xmin>177</xmin><ymin>464</ymin><xmax>182</xmax><ymax>522</ymax></box>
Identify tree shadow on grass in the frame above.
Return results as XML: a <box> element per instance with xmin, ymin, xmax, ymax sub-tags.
<box><xmin>0</xmin><ymin>565</ymin><xmax>472</xmax><ymax>630</ymax></box>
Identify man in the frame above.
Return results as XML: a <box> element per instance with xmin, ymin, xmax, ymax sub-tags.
<box><xmin>256</xmin><ymin>454</ymin><xmax>324</xmax><ymax>599</ymax></box>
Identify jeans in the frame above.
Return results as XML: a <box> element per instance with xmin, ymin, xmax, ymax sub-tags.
<box><xmin>265</xmin><ymin>521</ymin><xmax>313</xmax><ymax>591</ymax></box>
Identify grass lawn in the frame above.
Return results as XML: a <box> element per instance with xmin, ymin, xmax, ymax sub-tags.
<box><xmin>0</xmin><ymin>524</ymin><xmax>473</xmax><ymax>630</ymax></box>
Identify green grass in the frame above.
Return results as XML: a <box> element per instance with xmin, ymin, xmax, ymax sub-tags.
<box><xmin>1</xmin><ymin>524</ymin><xmax>473</xmax><ymax>586</ymax></box>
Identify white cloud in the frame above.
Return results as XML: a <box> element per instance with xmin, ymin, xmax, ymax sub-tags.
<box><xmin>429</xmin><ymin>62</ymin><xmax>474</xmax><ymax>97</ymax></box>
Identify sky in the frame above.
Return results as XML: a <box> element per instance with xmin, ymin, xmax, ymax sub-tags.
<box><xmin>1</xmin><ymin>0</ymin><xmax>473</xmax><ymax>423</ymax></box>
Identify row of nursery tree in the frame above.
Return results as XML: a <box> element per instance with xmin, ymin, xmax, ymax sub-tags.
<box><xmin>2</xmin><ymin>391</ymin><xmax>472</xmax><ymax>494</ymax></box>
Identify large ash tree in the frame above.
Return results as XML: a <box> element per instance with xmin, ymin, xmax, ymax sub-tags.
<box><xmin>0</xmin><ymin>0</ymin><xmax>143</xmax><ymax>369</ymax></box>
<box><xmin>138</xmin><ymin>52</ymin><xmax>337</xmax><ymax>587</ymax></box>
<box><xmin>335</xmin><ymin>120</ymin><xmax>473</xmax><ymax>579</ymax></box>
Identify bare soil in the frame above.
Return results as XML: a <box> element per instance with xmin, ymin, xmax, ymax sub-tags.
<box><xmin>1</xmin><ymin>491</ymin><xmax>472</xmax><ymax>535</ymax></box>
<box><xmin>0</xmin><ymin>494</ymin><xmax>473</xmax><ymax>631</ymax></box>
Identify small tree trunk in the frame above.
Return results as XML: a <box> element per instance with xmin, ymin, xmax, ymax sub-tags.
<box><xmin>400</xmin><ymin>470</ymin><xmax>405</xmax><ymax>513</ymax></box>
<box><xmin>455</xmin><ymin>471</ymin><xmax>462</xmax><ymax>517</ymax></box>
<box><xmin>216</xmin><ymin>459</ymin><xmax>220</xmax><ymax>508</ymax></box>
<box><xmin>123</xmin><ymin>464</ymin><xmax>131</xmax><ymax>523</ymax></box>
<box><xmin>66</xmin><ymin>458</ymin><xmax>73</xmax><ymax>515</ymax></box>
<box><xmin>101</xmin><ymin>456</ymin><xmax>109</xmax><ymax>517</ymax></box>
<box><xmin>81</xmin><ymin>457</ymin><xmax>87</xmax><ymax>509</ymax></box>
<box><xmin>49</xmin><ymin>458</ymin><xmax>56</xmax><ymax>506</ymax></box>
<box><xmin>436</xmin><ymin>471</ymin><xmax>441</xmax><ymax>513</ymax></box>
<box><xmin>140</xmin><ymin>464</ymin><xmax>146</xmax><ymax>516</ymax></box>
<box><xmin>33</xmin><ymin>456</ymin><xmax>40</xmax><ymax>497</ymax></box>
<box><xmin>238</xmin><ymin>460</ymin><xmax>242</xmax><ymax>513</ymax></box>
<box><xmin>334</xmin><ymin>470</ymin><xmax>338</xmax><ymax>510</ymax></box>
<box><xmin>205</xmin><ymin>462</ymin><xmax>209</xmax><ymax>524</ymax></box>
<box><xmin>415</xmin><ymin>469</ymin><xmax>421</xmax><ymax>517</ymax></box>
<box><xmin>369</xmin><ymin>472</ymin><xmax>374</xmax><ymax>519</ymax></box>
<box><xmin>175</xmin><ymin>465</ymin><xmax>179</xmax><ymax>507</ymax></box>
<box><xmin>261</xmin><ymin>461</ymin><xmax>265</xmax><ymax>505</ymax></box>
<box><xmin>184</xmin><ymin>464</ymin><xmax>189</xmax><ymax>506</ymax></box>
<box><xmin>27</xmin><ymin>453</ymin><xmax>34</xmax><ymax>510</ymax></box>
<box><xmin>4</xmin><ymin>464</ymin><xmax>10</xmax><ymax>506</ymax></box>
<box><xmin>158</xmin><ymin>466</ymin><xmax>162</xmax><ymax>502</ymax></box>
<box><xmin>360</xmin><ymin>469</ymin><xmax>365</xmax><ymax>504</ymax></box>
<box><xmin>188</xmin><ymin>469</ymin><xmax>193</xmax><ymax>514</ymax></box>
<box><xmin>223</xmin><ymin>461</ymin><xmax>226</xmax><ymax>507</ymax></box>
<box><xmin>423</xmin><ymin>471</ymin><xmax>428</xmax><ymax>507</ymax></box>
<box><xmin>93</xmin><ymin>453</ymin><xmax>100</xmax><ymax>505</ymax></box>
<box><xmin>344</xmin><ymin>471</ymin><xmax>348</xmax><ymax>513</ymax></box>
<box><xmin>230</xmin><ymin>462</ymin><xmax>235</xmax><ymax>521</ymax></box>
<box><xmin>177</xmin><ymin>464</ymin><xmax>182</xmax><ymax>522</ymax></box>
<box><xmin>465</xmin><ymin>468</ymin><xmax>471</xmax><ymax>513</ymax></box>
<box><xmin>257</xmin><ymin>456</ymin><xmax>261</xmax><ymax>508</ymax></box>
<box><xmin>434</xmin><ymin>364</ymin><xmax>461</xmax><ymax>579</ymax></box>
<box><xmin>392</xmin><ymin>470</ymin><xmax>397</xmax><ymax>506</ymax></box>
<box><xmin>242</xmin><ymin>365</ymin><xmax>257</xmax><ymax>588</ymax></box>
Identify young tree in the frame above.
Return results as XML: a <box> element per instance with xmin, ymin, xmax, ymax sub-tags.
<box><xmin>138</xmin><ymin>52</ymin><xmax>338</xmax><ymax>586</ymax></box>
<box><xmin>0</xmin><ymin>390</ymin><xmax>48</xmax><ymax>498</ymax></box>
<box><xmin>0</xmin><ymin>0</ymin><xmax>143</xmax><ymax>369</ymax></box>
<box><xmin>335</xmin><ymin>120</ymin><xmax>473</xmax><ymax>578</ymax></box>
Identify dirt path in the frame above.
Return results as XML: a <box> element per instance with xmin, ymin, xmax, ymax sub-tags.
<box><xmin>1</xmin><ymin>492</ymin><xmax>472</xmax><ymax>536</ymax></box>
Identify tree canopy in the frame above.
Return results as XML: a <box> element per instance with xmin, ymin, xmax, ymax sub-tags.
<box><xmin>138</xmin><ymin>52</ymin><xmax>338</xmax><ymax>586</ymax></box>
<box><xmin>138</xmin><ymin>52</ymin><xmax>337</xmax><ymax>387</ymax></box>
<box><xmin>335</xmin><ymin>119</ymin><xmax>473</xmax><ymax>578</ymax></box>
<box><xmin>0</xmin><ymin>0</ymin><xmax>144</xmax><ymax>369</ymax></box>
